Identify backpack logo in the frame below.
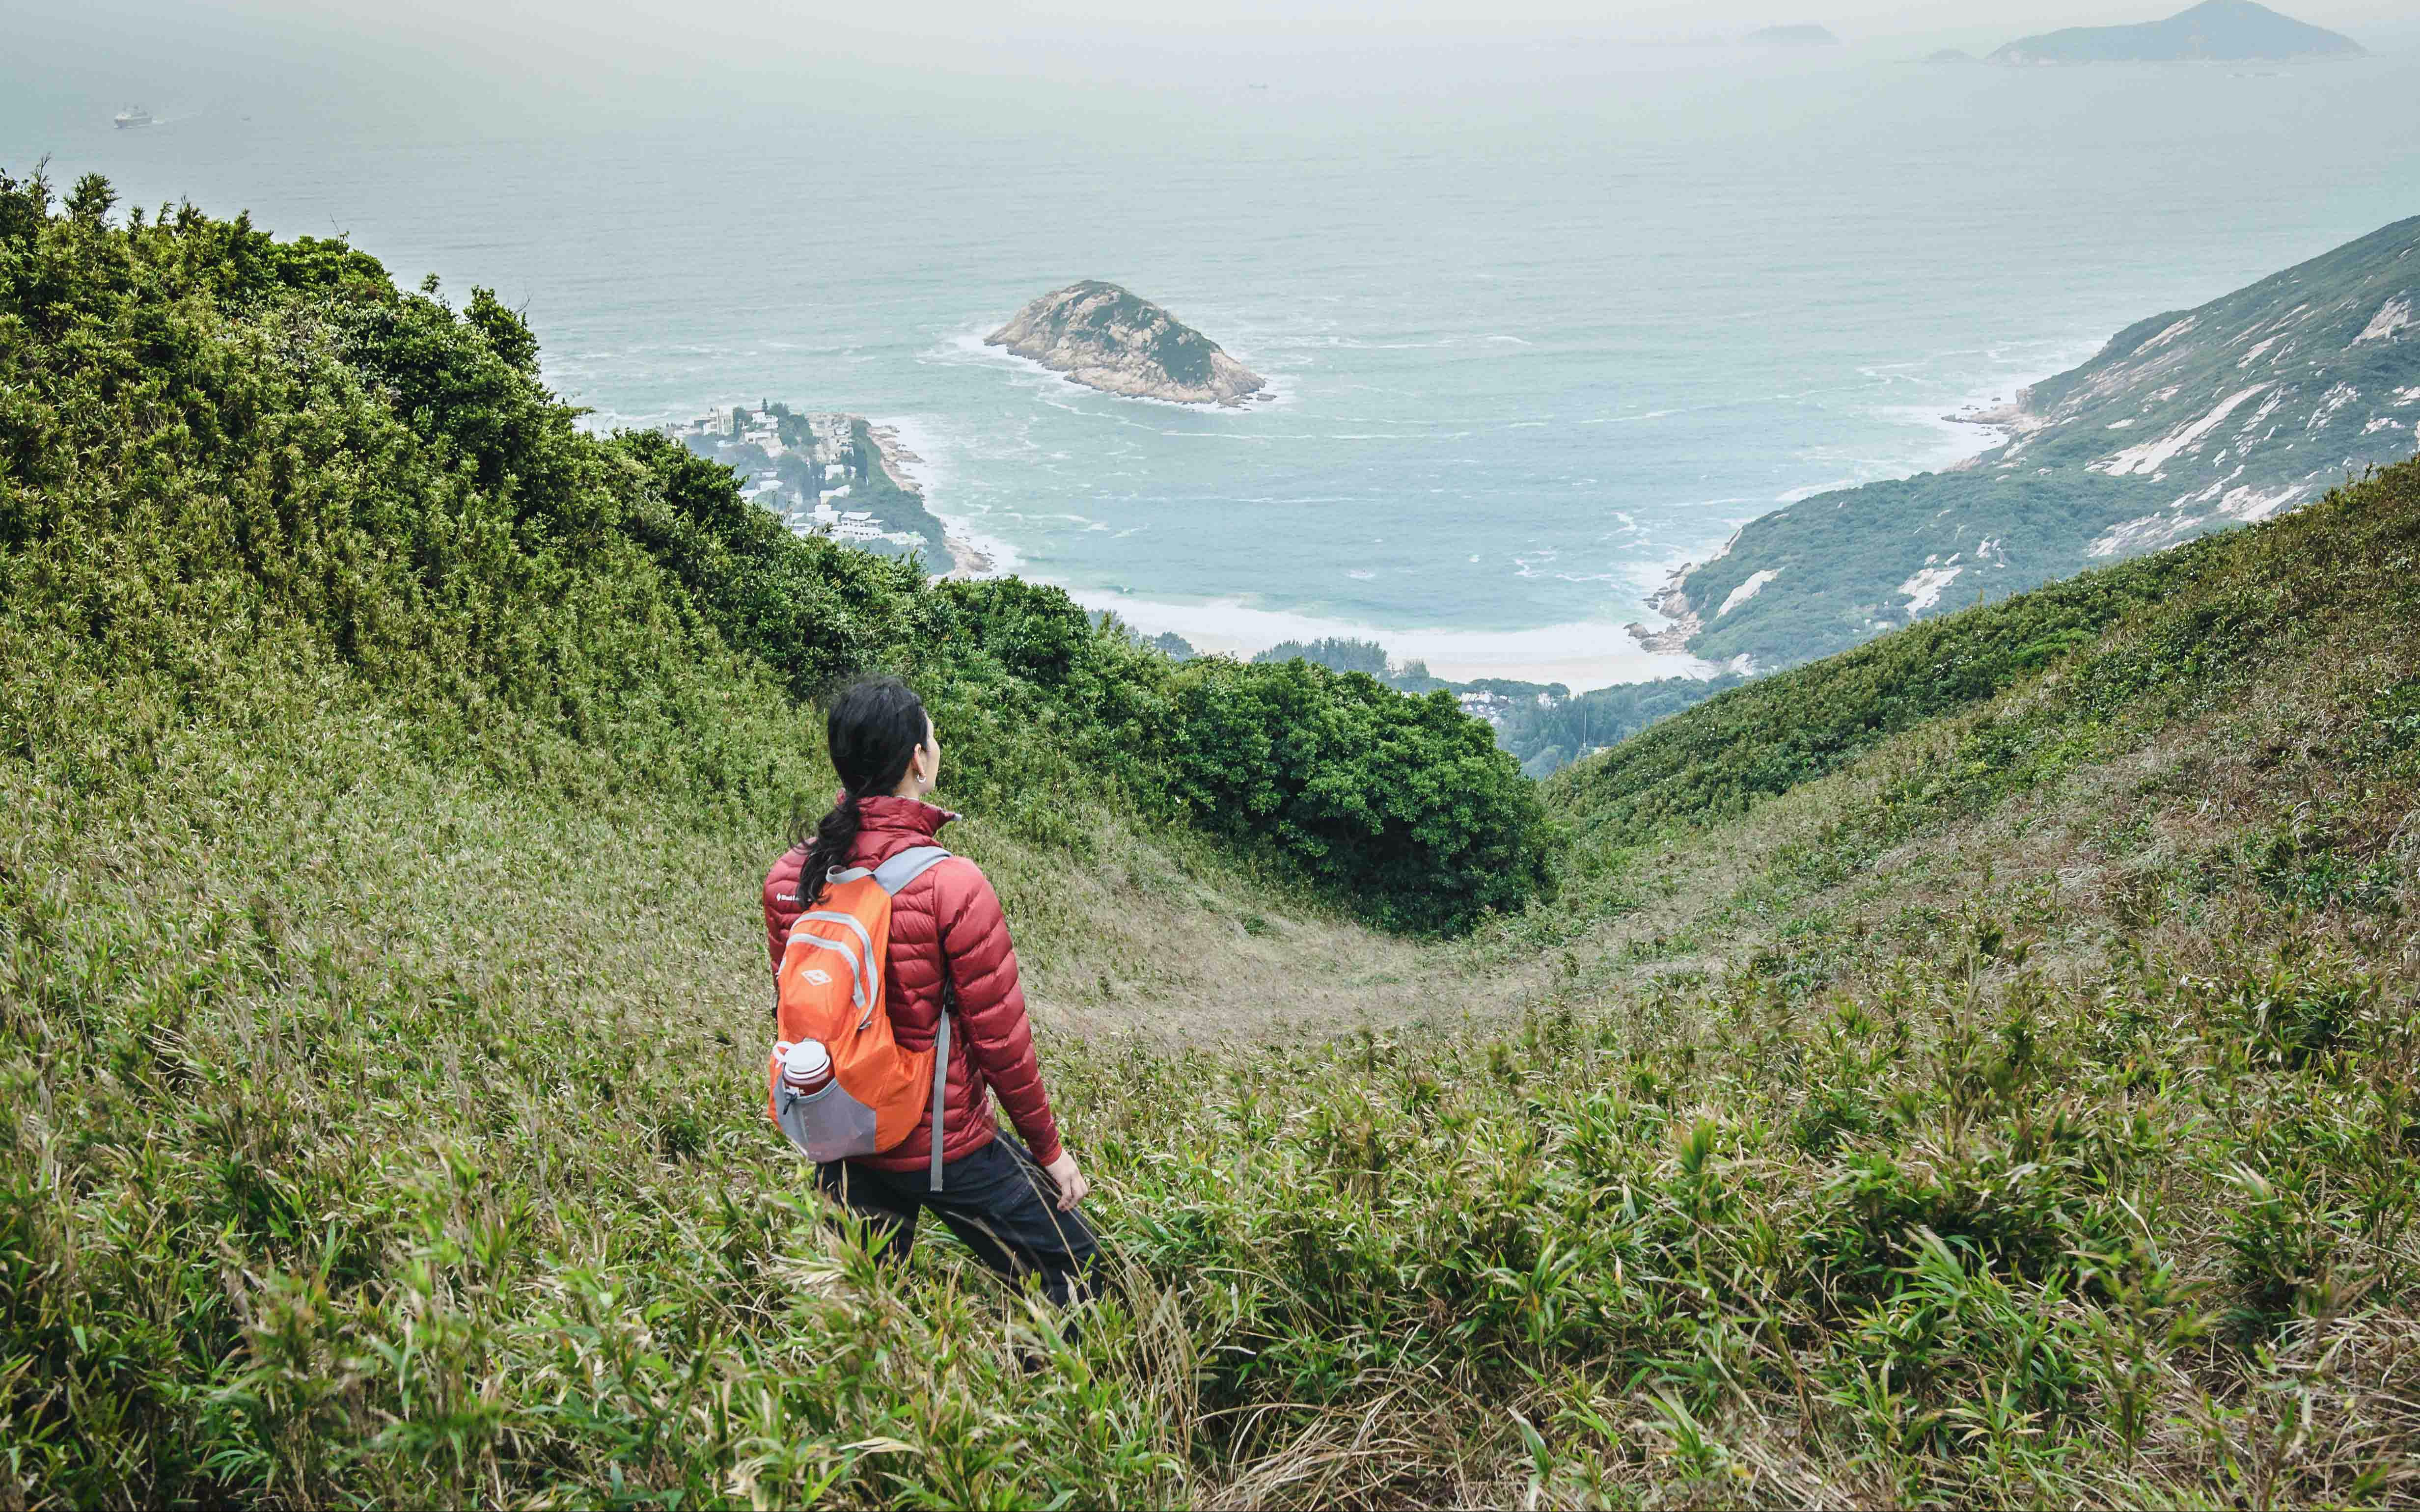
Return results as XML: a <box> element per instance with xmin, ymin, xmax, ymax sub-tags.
<box><xmin>803</xmin><ymin>968</ymin><xmax>832</xmax><ymax>985</ymax></box>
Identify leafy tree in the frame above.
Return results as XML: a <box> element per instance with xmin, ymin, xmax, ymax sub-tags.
<box><xmin>63</xmin><ymin>171</ymin><xmax>113</xmax><ymax>225</ymax></box>
<box><xmin>465</xmin><ymin>286</ymin><xmax>540</xmax><ymax>374</ymax></box>
<box><xmin>1165</xmin><ymin>659</ymin><xmax>1557</xmax><ymax>932</ymax></box>
<box><xmin>1253</xmin><ymin>636</ymin><xmax>1392</xmax><ymax>679</ymax></box>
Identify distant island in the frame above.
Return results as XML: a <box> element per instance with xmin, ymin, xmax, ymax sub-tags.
<box><xmin>1744</xmin><ymin>24</ymin><xmax>1839</xmax><ymax>46</ymax></box>
<box><xmin>987</xmin><ymin>281</ymin><xmax>1269</xmax><ymax>406</ymax></box>
<box><xmin>665</xmin><ymin>405</ymin><xmax>986</xmax><ymax>575</ymax></box>
<box><xmin>1989</xmin><ymin>0</ymin><xmax>2363</xmax><ymax>63</ymax></box>
<box><xmin>1647</xmin><ymin>211</ymin><xmax>2420</xmax><ymax>670</ymax></box>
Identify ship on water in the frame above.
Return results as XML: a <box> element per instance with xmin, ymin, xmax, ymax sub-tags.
<box><xmin>113</xmin><ymin>106</ymin><xmax>153</xmax><ymax>130</ymax></box>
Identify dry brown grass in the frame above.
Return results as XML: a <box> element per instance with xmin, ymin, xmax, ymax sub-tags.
<box><xmin>963</xmin><ymin>812</ymin><xmax>1465</xmax><ymax>1046</ymax></box>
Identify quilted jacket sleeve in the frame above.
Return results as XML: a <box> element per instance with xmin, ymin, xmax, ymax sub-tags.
<box><xmin>934</xmin><ymin>859</ymin><xmax>1063</xmax><ymax>1167</ymax></box>
<box><xmin>762</xmin><ymin>847</ymin><xmax>805</xmax><ymax>973</ymax></box>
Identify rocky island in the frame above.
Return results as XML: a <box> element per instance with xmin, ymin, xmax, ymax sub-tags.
<box><xmin>986</xmin><ymin>281</ymin><xmax>1269</xmax><ymax>406</ymax></box>
<box><xmin>1988</xmin><ymin>0</ymin><xmax>2362</xmax><ymax>63</ymax></box>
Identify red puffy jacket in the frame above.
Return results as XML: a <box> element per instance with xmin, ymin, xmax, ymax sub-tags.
<box><xmin>762</xmin><ymin>795</ymin><xmax>1062</xmax><ymax>1171</ymax></box>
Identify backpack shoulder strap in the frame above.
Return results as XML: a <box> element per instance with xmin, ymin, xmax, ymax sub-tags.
<box><xmin>872</xmin><ymin>845</ymin><xmax>953</xmax><ymax>896</ymax></box>
<box><xmin>870</xmin><ymin>842</ymin><xmax>956</xmax><ymax>1192</ymax></box>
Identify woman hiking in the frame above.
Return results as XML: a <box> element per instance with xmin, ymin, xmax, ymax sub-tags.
<box><xmin>762</xmin><ymin>677</ymin><xmax>1098</xmax><ymax>1308</ymax></box>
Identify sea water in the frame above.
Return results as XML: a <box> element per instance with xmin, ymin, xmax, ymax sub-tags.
<box><xmin>14</xmin><ymin>40</ymin><xmax>2420</xmax><ymax>687</ymax></box>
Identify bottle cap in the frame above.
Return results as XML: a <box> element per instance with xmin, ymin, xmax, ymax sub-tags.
<box><xmin>784</xmin><ymin>1039</ymin><xmax>831</xmax><ymax>1080</ymax></box>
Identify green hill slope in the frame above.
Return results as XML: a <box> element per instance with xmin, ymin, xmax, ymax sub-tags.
<box><xmin>1672</xmin><ymin>211</ymin><xmax>2420</xmax><ymax>669</ymax></box>
<box><xmin>8</xmin><ymin>170</ymin><xmax>2420</xmax><ymax>1508</ymax></box>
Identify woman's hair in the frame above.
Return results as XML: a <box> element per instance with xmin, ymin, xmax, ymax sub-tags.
<box><xmin>799</xmin><ymin>677</ymin><xmax>931</xmax><ymax>904</ymax></box>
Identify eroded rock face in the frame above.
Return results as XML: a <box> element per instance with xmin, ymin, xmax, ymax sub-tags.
<box><xmin>986</xmin><ymin>281</ymin><xmax>1268</xmax><ymax>406</ymax></box>
<box><xmin>1662</xmin><ymin>210</ymin><xmax>2420</xmax><ymax>672</ymax></box>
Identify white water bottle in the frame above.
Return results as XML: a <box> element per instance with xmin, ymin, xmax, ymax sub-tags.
<box><xmin>781</xmin><ymin>1038</ymin><xmax>834</xmax><ymax>1097</ymax></box>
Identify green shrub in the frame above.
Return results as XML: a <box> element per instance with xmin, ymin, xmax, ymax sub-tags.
<box><xmin>1160</xmin><ymin>658</ymin><xmax>1557</xmax><ymax>933</ymax></box>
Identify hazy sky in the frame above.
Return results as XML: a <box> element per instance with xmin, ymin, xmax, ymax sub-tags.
<box><xmin>66</xmin><ymin>0</ymin><xmax>2420</xmax><ymax>39</ymax></box>
<box><xmin>17</xmin><ymin>0</ymin><xmax>2417</xmax><ymax>89</ymax></box>
<box><xmin>9</xmin><ymin>0</ymin><xmax>2415</xmax><ymax>150</ymax></box>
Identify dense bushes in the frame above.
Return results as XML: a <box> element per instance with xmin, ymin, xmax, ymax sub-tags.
<box><xmin>1159</xmin><ymin>658</ymin><xmax>1556</xmax><ymax>930</ymax></box>
<box><xmin>933</xmin><ymin>579</ymin><xmax>1555</xmax><ymax>933</ymax></box>
<box><xmin>0</xmin><ymin>167</ymin><xmax>1547</xmax><ymax>933</ymax></box>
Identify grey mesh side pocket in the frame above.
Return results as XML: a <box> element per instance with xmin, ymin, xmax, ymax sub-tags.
<box><xmin>776</xmin><ymin>1080</ymin><xmax>880</xmax><ymax>1163</ymax></box>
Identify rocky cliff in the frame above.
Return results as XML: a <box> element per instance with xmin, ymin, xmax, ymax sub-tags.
<box><xmin>1653</xmin><ymin>212</ymin><xmax>2420</xmax><ymax>669</ymax></box>
<box><xmin>987</xmin><ymin>281</ymin><xmax>1269</xmax><ymax>406</ymax></box>
<box><xmin>666</xmin><ymin>404</ymin><xmax>951</xmax><ymax>566</ymax></box>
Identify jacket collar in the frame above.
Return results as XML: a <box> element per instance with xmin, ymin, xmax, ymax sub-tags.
<box><xmin>850</xmin><ymin>793</ymin><xmax>957</xmax><ymax>839</ymax></box>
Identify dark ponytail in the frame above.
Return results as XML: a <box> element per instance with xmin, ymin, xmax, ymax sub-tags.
<box><xmin>798</xmin><ymin>677</ymin><xmax>932</xmax><ymax>905</ymax></box>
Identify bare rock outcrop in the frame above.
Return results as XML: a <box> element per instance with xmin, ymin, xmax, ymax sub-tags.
<box><xmin>987</xmin><ymin>281</ymin><xmax>1268</xmax><ymax>406</ymax></box>
<box><xmin>1625</xmin><ymin>564</ymin><xmax>1705</xmax><ymax>653</ymax></box>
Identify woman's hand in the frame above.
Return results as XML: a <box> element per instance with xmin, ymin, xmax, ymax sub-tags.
<box><xmin>1043</xmin><ymin>1149</ymin><xmax>1089</xmax><ymax>1211</ymax></box>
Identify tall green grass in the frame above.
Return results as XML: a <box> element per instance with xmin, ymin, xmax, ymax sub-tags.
<box><xmin>7</xmin><ymin>165</ymin><xmax>2420</xmax><ymax>1507</ymax></box>
<box><xmin>10</xmin><ymin>615</ymin><xmax>2417</xmax><ymax>1503</ymax></box>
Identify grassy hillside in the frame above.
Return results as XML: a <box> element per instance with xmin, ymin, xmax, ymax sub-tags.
<box><xmin>8</xmin><ymin>169</ymin><xmax>2420</xmax><ymax>1508</ymax></box>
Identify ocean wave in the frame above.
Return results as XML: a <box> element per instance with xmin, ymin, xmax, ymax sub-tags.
<box><xmin>1274</xmin><ymin>336</ymin><xmax>1461</xmax><ymax>351</ymax></box>
<box><xmin>1577</xmin><ymin>408</ymin><xmax>1679</xmax><ymax>425</ymax></box>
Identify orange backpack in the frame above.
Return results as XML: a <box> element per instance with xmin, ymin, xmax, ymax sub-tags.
<box><xmin>768</xmin><ymin>845</ymin><xmax>957</xmax><ymax>1188</ymax></box>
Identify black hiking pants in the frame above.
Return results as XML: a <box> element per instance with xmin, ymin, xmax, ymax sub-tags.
<box><xmin>817</xmin><ymin>1134</ymin><xmax>1100</xmax><ymax>1308</ymax></box>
